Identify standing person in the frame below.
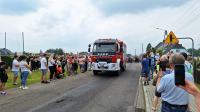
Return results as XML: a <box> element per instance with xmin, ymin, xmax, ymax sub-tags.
<box><xmin>60</xmin><ymin>56</ymin><xmax>66</xmax><ymax>76</ymax></box>
<box><xmin>181</xmin><ymin>52</ymin><xmax>193</xmax><ymax>75</ymax></box>
<box><xmin>66</xmin><ymin>55</ymin><xmax>72</xmax><ymax>76</ymax></box>
<box><xmin>0</xmin><ymin>61</ymin><xmax>8</xmax><ymax>95</ymax></box>
<box><xmin>157</xmin><ymin>54</ymin><xmax>193</xmax><ymax>112</ymax></box>
<box><xmin>19</xmin><ymin>55</ymin><xmax>31</xmax><ymax>90</ymax></box>
<box><xmin>141</xmin><ymin>54</ymin><xmax>149</xmax><ymax>85</ymax></box>
<box><xmin>12</xmin><ymin>55</ymin><xmax>19</xmax><ymax>85</ymax></box>
<box><xmin>152</xmin><ymin>55</ymin><xmax>171</xmax><ymax>111</ymax></box>
<box><xmin>79</xmin><ymin>56</ymin><xmax>85</xmax><ymax>73</ymax></box>
<box><xmin>88</xmin><ymin>56</ymin><xmax>92</xmax><ymax>71</ymax></box>
<box><xmin>150</xmin><ymin>52</ymin><xmax>156</xmax><ymax>78</ymax></box>
<box><xmin>84</xmin><ymin>56</ymin><xmax>88</xmax><ymax>72</ymax></box>
<box><xmin>48</xmin><ymin>54</ymin><xmax>56</xmax><ymax>81</ymax></box>
<box><xmin>40</xmin><ymin>53</ymin><xmax>50</xmax><ymax>84</ymax></box>
<box><xmin>73</xmin><ymin>56</ymin><xmax>78</xmax><ymax>74</ymax></box>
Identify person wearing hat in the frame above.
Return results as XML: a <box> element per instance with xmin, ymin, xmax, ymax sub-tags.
<box><xmin>0</xmin><ymin>61</ymin><xmax>8</xmax><ymax>95</ymax></box>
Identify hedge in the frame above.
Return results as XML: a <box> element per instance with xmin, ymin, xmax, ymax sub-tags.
<box><xmin>1</xmin><ymin>56</ymin><xmax>13</xmax><ymax>69</ymax></box>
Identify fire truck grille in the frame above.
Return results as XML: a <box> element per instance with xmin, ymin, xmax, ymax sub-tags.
<box><xmin>96</xmin><ymin>58</ymin><xmax>112</xmax><ymax>63</ymax></box>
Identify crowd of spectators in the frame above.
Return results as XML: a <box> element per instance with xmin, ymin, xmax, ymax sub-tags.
<box><xmin>0</xmin><ymin>53</ymin><xmax>91</xmax><ymax>95</ymax></box>
<box><xmin>141</xmin><ymin>51</ymin><xmax>199</xmax><ymax>112</ymax></box>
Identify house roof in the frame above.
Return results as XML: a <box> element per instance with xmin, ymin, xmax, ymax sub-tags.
<box><xmin>0</xmin><ymin>48</ymin><xmax>13</xmax><ymax>56</ymax></box>
<box><xmin>163</xmin><ymin>44</ymin><xmax>189</xmax><ymax>54</ymax></box>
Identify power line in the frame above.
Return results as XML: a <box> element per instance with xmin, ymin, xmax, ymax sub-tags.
<box><xmin>172</xmin><ymin>0</ymin><xmax>199</xmax><ymax>29</ymax></box>
<box><xmin>175</xmin><ymin>0</ymin><xmax>200</xmax><ymax>30</ymax></box>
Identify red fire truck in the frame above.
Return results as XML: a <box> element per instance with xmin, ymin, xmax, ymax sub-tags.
<box><xmin>88</xmin><ymin>39</ymin><xmax>127</xmax><ymax>75</ymax></box>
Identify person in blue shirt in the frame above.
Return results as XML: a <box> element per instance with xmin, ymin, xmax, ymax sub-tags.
<box><xmin>141</xmin><ymin>54</ymin><xmax>149</xmax><ymax>86</ymax></box>
<box><xmin>157</xmin><ymin>53</ymin><xmax>193</xmax><ymax>112</ymax></box>
<box><xmin>152</xmin><ymin>55</ymin><xmax>172</xmax><ymax>111</ymax></box>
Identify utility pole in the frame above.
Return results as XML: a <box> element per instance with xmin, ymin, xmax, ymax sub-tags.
<box><xmin>5</xmin><ymin>32</ymin><xmax>6</xmax><ymax>49</ymax></box>
<box><xmin>22</xmin><ymin>32</ymin><xmax>25</xmax><ymax>54</ymax></box>
<box><xmin>135</xmin><ymin>49</ymin><xmax>136</xmax><ymax>56</ymax></box>
<box><xmin>142</xmin><ymin>43</ymin><xmax>144</xmax><ymax>54</ymax></box>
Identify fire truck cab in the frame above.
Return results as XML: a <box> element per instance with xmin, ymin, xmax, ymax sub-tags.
<box><xmin>88</xmin><ymin>39</ymin><xmax>127</xmax><ymax>75</ymax></box>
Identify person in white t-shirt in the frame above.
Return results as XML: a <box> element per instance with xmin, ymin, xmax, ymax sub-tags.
<box><xmin>40</xmin><ymin>53</ymin><xmax>50</xmax><ymax>84</ymax></box>
<box><xmin>19</xmin><ymin>55</ymin><xmax>31</xmax><ymax>90</ymax></box>
<box><xmin>12</xmin><ymin>55</ymin><xmax>19</xmax><ymax>85</ymax></box>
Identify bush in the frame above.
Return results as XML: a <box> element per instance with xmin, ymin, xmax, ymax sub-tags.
<box><xmin>1</xmin><ymin>56</ymin><xmax>13</xmax><ymax>69</ymax></box>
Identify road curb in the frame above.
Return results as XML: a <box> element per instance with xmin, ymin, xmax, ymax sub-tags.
<box><xmin>142</xmin><ymin>80</ymin><xmax>150</xmax><ymax>112</ymax></box>
<box><xmin>134</xmin><ymin>77</ymin><xmax>146</xmax><ymax>112</ymax></box>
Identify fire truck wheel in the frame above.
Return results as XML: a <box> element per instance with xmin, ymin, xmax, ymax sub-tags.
<box><xmin>93</xmin><ymin>70</ymin><xmax>99</xmax><ymax>75</ymax></box>
<box><xmin>115</xmin><ymin>70</ymin><xmax>120</xmax><ymax>76</ymax></box>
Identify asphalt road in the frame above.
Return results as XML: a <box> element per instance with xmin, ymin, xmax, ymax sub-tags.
<box><xmin>0</xmin><ymin>63</ymin><xmax>141</xmax><ymax>112</ymax></box>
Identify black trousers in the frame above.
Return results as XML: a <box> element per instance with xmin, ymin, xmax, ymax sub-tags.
<box><xmin>49</xmin><ymin>66</ymin><xmax>55</xmax><ymax>80</ymax></box>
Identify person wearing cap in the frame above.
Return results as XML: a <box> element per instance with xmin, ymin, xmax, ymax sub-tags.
<box><xmin>40</xmin><ymin>53</ymin><xmax>50</xmax><ymax>84</ymax></box>
<box><xmin>0</xmin><ymin>61</ymin><xmax>8</xmax><ymax>95</ymax></box>
<box><xmin>12</xmin><ymin>55</ymin><xmax>19</xmax><ymax>85</ymax></box>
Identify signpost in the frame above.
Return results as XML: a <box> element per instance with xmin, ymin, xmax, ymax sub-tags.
<box><xmin>163</xmin><ymin>31</ymin><xmax>194</xmax><ymax>63</ymax></box>
<box><xmin>163</xmin><ymin>31</ymin><xmax>179</xmax><ymax>44</ymax></box>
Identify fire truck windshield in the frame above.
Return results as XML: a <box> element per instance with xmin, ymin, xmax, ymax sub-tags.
<box><xmin>93</xmin><ymin>43</ymin><xmax>116</xmax><ymax>53</ymax></box>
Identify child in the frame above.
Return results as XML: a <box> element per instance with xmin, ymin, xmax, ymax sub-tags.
<box><xmin>55</xmin><ymin>65</ymin><xmax>63</xmax><ymax>79</ymax></box>
<box><xmin>0</xmin><ymin>61</ymin><xmax>8</xmax><ymax>95</ymax></box>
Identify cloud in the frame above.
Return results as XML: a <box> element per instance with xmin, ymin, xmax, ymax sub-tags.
<box><xmin>0</xmin><ymin>0</ymin><xmax>199</xmax><ymax>55</ymax></box>
<box><xmin>92</xmin><ymin>0</ymin><xmax>189</xmax><ymax>16</ymax></box>
<box><xmin>0</xmin><ymin>0</ymin><xmax>41</xmax><ymax>15</ymax></box>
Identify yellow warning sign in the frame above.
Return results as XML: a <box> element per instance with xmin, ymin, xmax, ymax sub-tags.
<box><xmin>164</xmin><ymin>31</ymin><xmax>179</xmax><ymax>44</ymax></box>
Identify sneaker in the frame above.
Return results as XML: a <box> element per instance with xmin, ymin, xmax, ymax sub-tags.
<box><xmin>19</xmin><ymin>86</ymin><xmax>23</xmax><ymax>89</ymax></box>
<box><xmin>41</xmin><ymin>81</ymin><xmax>45</xmax><ymax>83</ymax></box>
<box><xmin>22</xmin><ymin>87</ymin><xmax>29</xmax><ymax>90</ymax></box>
<box><xmin>143</xmin><ymin>82</ymin><xmax>147</xmax><ymax>86</ymax></box>
<box><xmin>0</xmin><ymin>91</ymin><xmax>7</xmax><ymax>95</ymax></box>
<box><xmin>44</xmin><ymin>81</ymin><xmax>50</xmax><ymax>84</ymax></box>
<box><xmin>146</xmin><ymin>81</ymin><xmax>149</xmax><ymax>85</ymax></box>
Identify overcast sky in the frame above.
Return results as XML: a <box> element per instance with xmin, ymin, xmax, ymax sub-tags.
<box><xmin>0</xmin><ymin>0</ymin><xmax>200</xmax><ymax>54</ymax></box>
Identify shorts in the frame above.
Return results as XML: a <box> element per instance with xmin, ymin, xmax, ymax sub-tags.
<box><xmin>0</xmin><ymin>74</ymin><xmax>8</xmax><ymax>83</ymax></box>
<box><xmin>41</xmin><ymin>69</ymin><xmax>48</xmax><ymax>75</ymax></box>
<box><xmin>141</xmin><ymin>71</ymin><xmax>148</xmax><ymax>77</ymax></box>
<box><xmin>13</xmin><ymin>71</ymin><xmax>19</xmax><ymax>77</ymax></box>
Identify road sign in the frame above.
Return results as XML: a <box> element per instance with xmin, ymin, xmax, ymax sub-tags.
<box><xmin>163</xmin><ymin>31</ymin><xmax>179</xmax><ymax>44</ymax></box>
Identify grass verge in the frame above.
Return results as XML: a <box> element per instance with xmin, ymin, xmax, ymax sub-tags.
<box><xmin>6</xmin><ymin>70</ymin><xmax>42</xmax><ymax>89</ymax></box>
<box><xmin>5</xmin><ymin>67</ymin><xmax>82</xmax><ymax>89</ymax></box>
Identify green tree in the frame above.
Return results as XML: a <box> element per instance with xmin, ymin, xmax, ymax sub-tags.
<box><xmin>187</xmin><ymin>48</ymin><xmax>200</xmax><ymax>57</ymax></box>
<box><xmin>46</xmin><ymin>48</ymin><xmax>65</xmax><ymax>55</ymax></box>
<box><xmin>146</xmin><ymin>43</ymin><xmax>152</xmax><ymax>52</ymax></box>
<box><xmin>156</xmin><ymin>48</ymin><xmax>163</xmax><ymax>56</ymax></box>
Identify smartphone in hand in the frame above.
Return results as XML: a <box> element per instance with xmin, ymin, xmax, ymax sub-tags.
<box><xmin>175</xmin><ymin>64</ymin><xmax>185</xmax><ymax>86</ymax></box>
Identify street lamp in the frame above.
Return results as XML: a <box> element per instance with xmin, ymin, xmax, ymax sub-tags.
<box><xmin>156</xmin><ymin>28</ymin><xmax>168</xmax><ymax>47</ymax></box>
